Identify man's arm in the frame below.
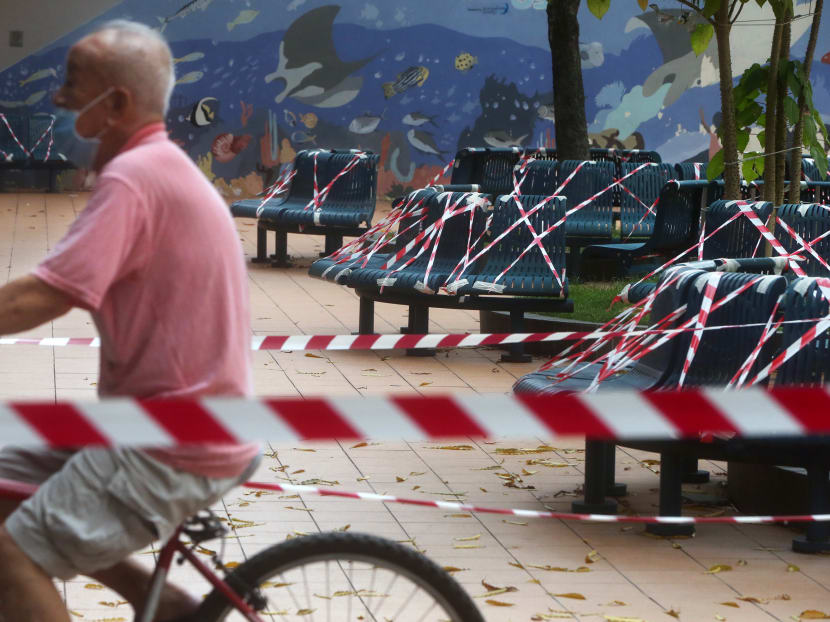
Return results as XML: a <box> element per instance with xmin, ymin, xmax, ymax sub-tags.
<box><xmin>0</xmin><ymin>275</ymin><xmax>73</xmax><ymax>336</ymax></box>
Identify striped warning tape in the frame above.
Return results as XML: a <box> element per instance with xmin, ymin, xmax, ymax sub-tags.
<box><xmin>242</xmin><ymin>481</ymin><xmax>830</xmax><ymax>525</ymax></box>
<box><xmin>1</xmin><ymin>387</ymin><xmax>829</xmax><ymax>447</ymax></box>
<box><xmin>1</xmin><ymin>318</ymin><xmax>826</xmax><ymax>351</ymax></box>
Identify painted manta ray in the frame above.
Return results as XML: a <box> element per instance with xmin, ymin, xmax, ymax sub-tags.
<box><xmin>265</xmin><ymin>5</ymin><xmax>376</xmax><ymax>108</ymax></box>
<box><xmin>627</xmin><ymin>2</ymin><xmax>812</xmax><ymax>107</ymax></box>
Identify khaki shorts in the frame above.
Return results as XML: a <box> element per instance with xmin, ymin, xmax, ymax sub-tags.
<box><xmin>0</xmin><ymin>447</ymin><xmax>261</xmax><ymax>580</ymax></box>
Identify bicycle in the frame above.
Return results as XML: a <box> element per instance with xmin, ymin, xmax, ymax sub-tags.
<box><xmin>0</xmin><ymin>477</ymin><xmax>484</xmax><ymax>621</ymax></box>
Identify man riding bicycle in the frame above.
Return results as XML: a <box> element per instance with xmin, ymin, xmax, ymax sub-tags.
<box><xmin>0</xmin><ymin>20</ymin><xmax>259</xmax><ymax>622</ymax></box>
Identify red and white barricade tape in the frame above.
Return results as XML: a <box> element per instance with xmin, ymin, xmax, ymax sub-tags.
<box><xmin>2</xmin><ymin>387</ymin><xmax>830</xmax><ymax>447</ymax></box>
<box><xmin>242</xmin><ymin>481</ymin><xmax>830</xmax><ymax>525</ymax></box>
<box><xmin>3</xmin><ymin>317</ymin><xmax>828</xmax><ymax>352</ymax></box>
<box><xmin>0</xmin><ymin>113</ymin><xmax>31</xmax><ymax>158</ymax></box>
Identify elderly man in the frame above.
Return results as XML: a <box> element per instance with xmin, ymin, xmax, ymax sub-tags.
<box><xmin>0</xmin><ymin>20</ymin><xmax>259</xmax><ymax>622</ymax></box>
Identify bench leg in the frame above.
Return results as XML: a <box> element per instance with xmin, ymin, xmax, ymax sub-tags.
<box><xmin>572</xmin><ymin>441</ymin><xmax>618</xmax><ymax>514</ymax></box>
<box><xmin>500</xmin><ymin>309</ymin><xmax>531</xmax><ymax>363</ymax></box>
<box><xmin>322</xmin><ymin>233</ymin><xmax>343</xmax><ymax>258</ymax></box>
<box><xmin>270</xmin><ymin>230</ymin><xmax>291</xmax><ymax>267</ymax></box>
<box><xmin>406</xmin><ymin>305</ymin><xmax>435</xmax><ymax>357</ymax></box>
<box><xmin>604</xmin><ymin>443</ymin><xmax>627</xmax><ymax>497</ymax></box>
<box><xmin>48</xmin><ymin>168</ymin><xmax>58</xmax><ymax>193</ymax></box>
<box><xmin>358</xmin><ymin>296</ymin><xmax>375</xmax><ymax>335</ymax></box>
<box><xmin>645</xmin><ymin>452</ymin><xmax>695</xmax><ymax>537</ymax></box>
<box><xmin>792</xmin><ymin>461</ymin><xmax>830</xmax><ymax>554</ymax></box>
<box><xmin>251</xmin><ymin>226</ymin><xmax>269</xmax><ymax>263</ymax></box>
<box><xmin>681</xmin><ymin>456</ymin><xmax>710</xmax><ymax>484</ymax></box>
<box><xmin>400</xmin><ymin>305</ymin><xmax>417</xmax><ymax>333</ymax></box>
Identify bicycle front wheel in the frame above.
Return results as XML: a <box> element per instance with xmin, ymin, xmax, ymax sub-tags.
<box><xmin>196</xmin><ymin>531</ymin><xmax>484</xmax><ymax>621</ymax></box>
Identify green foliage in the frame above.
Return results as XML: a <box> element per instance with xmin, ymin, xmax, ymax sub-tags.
<box><xmin>690</xmin><ymin>23</ymin><xmax>714</xmax><ymax>56</ymax></box>
<box><xmin>702</xmin><ymin>0</ymin><xmax>721</xmax><ymax>18</ymax></box>
<box><xmin>586</xmin><ymin>0</ymin><xmax>611</xmax><ymax>18</ymax></box>
<box><xmin>707</xmin><ymin>149</ymin><xmax>725</xmax><ymax>180</ymax></box>
<box><xmin>742</xmin><ymin>151</ymin><xmax>764</xmax><ymax>182</ymax></box>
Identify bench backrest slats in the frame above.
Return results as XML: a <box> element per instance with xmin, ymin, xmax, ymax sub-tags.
<box><xmin>701</xmin><ymin>199</ymin><xmax>774</xmax><ymax>259</ymax></box>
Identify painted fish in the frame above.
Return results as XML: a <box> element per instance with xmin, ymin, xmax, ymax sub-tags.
<box><xmin>467</xmin><ymin>3</ymin><xmax>509</xmax><ymax>14</ymax></box>
<box><xmin>822</xmin><ymin>51</ymin><xmax>830</xmax><ymax>64</ymax></box>
<box><xmin>407</xmin><ymin>129</ymin><xmax>446</xmax><ymax>157</ymax></box>
<box><xmin>284</xmin><ymin>110</ymin><xmax>298</xmax><ymax>127</ymax></box>
<box><xmin>19</xmin><ymin>68</ymin><xmax>57</xmax><ymax>87</ymax></box>
<box><xmin>175</xmin><ymin>71</ymin><xmax>204</xmax><ymax>86</ymax></box>
<box><xmin>189</xmin><ymin>96</ymin><xmax>217</xmax><ymax>127</ymax></box>
<box><xmin>402</xmin><ymin>112</ymin><xmax>438</xmax><ymax>127</ymax></box>
<box><xmin>0</xmin><ymin>90</ymin><xmax>47</xmax><ymax>108</ymax></box>
<box><xmin>158</xmin><ymin>0</ymin><xmax>214</xmax><ymax>33</ymax></box>
<box><xmin>291</xmin><ymin>130</ymin><xmax>316</xmax><ymax>144</ymax></box>
<box><xmin>382</xmin><ymin>66</ymin><xmax>429</xmax><ymax>99</ymax></box>
<box><xmin>348</xmin><ymin>112</ymin><xmax>382</xmax><ymax>134</ymax></box>
<box><xmin>483</xmin><ymin>130</ymin><xmax>528</xmax><ymax>148</ymax></box>
<box><xmin>173</xmin><ymin>52</ymin><xmax>205</xmax><ymax>64</ymax></box>
<box><xmin>454</xmin><ymin>53</ymin><xmax>478</xmax><ymax>72</ymax></box>
<box><xmin>537</xmin><ymin>104</ymin><xmax>555</xmax><ymax>122</ymax></box>
<box><xmin>227</xmin><ymin>9</ymin><xmax>259</xmax><ymax>31</ymax></box>
<box><xmin>300</xmin><ymin>112</ymin><xmax>318</xmax><ymax>128</ymax></box>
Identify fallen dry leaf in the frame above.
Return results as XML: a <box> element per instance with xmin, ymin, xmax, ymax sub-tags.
<box><xmin>527</xmin><ymin>564</ymin><xmax>591</xmax><ymax>573</ymax></box>
<box><xmin>553</xmin><ymin>592</ymin><xmax>585</xmax><ymax>600</ymax></box>
<box><xmin>665</xmin><ymin>609</ymin><xmax>680</xmax><ymax>618</ymax></box>
<box><xmin>419</xmin><ymin>381</ymin><xmax>432</xmax><ymax>387</ymax></box>
<box><xmin>787</xmin><ymin>563</ymin><xmax>800</xmax><ymax>572</ymax></box>
<box><xmin>585</xmin><ymin>549</ymin><xmax>600</xmax><ymax>564</ymax></box>
<box><xmin>604</xmin><ymin>600</ymin><xmax>627</xmax><ymax>606</ymax></box>
<box><xmin>395</xmin><ymin>476</ymin><xmax>406</xmax><ymax>482</ymax></box>
<box><xmin>351</xmin><ymin>442</ymin><xmax>368</xmax><ymax>449</ymax></box>
<box><xmin>454</xmin><ymin>534</ymin><xmax>481</xmax><ymax>542</ymax></box>
<box><xmin>453</xmin><ymin>544</ymin><xmax>482</xmax><ymax>549</ymax></box>
<box><xmin>433</xmin><ymin>444</ymin><xmax>474</xmax><ymax>451</ymax></box>
<box><xmin>604</xmin><ymin>616</ymin><xmax>645</xmax><ymax>622</ymax></box>
<box><xmin>446</xmin><ymin>513</ymin><xmax>472</xmax><ymax>519</ymax></box>
<box><xmin>503</xmin><ymin>519</ymin><xmax>528</xmax><ymax>526</ymax></box>
<box><xmin>304</xmin><ymin>353</ymin><xmax>324</xmax><ymax>358</ymax></box>
<box><xmin>720</xmin><ymin>601</ymin><xmax>739</xmax><ymax>608</ymax></box>
<box><xmin>442</xmin><ymin>566</ymin><xmax>468</xmax><ymax>573</ymax></box>
<box><xmin>715</xmin><ymin>616</ymin><xmax>725</xmax><ymax>621</ymax></box>
<box><xmin>494</xmin><ymin>445</ymin><xmax>556</xmax><ymax>455</ymax></box>
<box><xmin>799</xmin><ymin>611</ymin><xmax>830</xmax><ymax>620</ymax></box>
<box><xmin>484</xmin><ymin>599</ymin><xmax>514</xmax><ymax>607</ymax></box>
<box><xmin>706</xmin><ymin>564</ymin><xmax>732</xmax><ymax>574</ymax></box>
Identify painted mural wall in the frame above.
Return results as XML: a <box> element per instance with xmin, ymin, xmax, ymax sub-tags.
<box><xmin>1</xmin><ymin>0</ymin><xmax>828</xmax><ymax>199</ymax></box>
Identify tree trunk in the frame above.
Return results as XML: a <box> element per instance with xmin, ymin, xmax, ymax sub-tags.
<box><xmin>789</xmin><ymin>0</ymin><xmax>824</xmax><ymax>201</ymax></box>
<box><xmin>715</xmin><ymin>2</ymin><xmax>740</xmax><ymax>199</ymax></box>
<box><xmin>763</xmin><ymin>19</ymin><xmax>784</xmax><ymax>202</ymax></box>
<box><xmin>774</xmin><ymin>16</ymin><xmax>791</xmax><ymax>207</ymax></box>
<box><xmin>547</xmin><ymin>0</ymin><xmax>589</xmax><ymax>160</ymax></box>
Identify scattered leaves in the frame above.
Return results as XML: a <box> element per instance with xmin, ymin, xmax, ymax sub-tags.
<box><xmin>433</xmin><ymin>444</ymin><xmax>474</xmax><ymax>451</ymax></box>
<box><xmin>454</xmin><ymin>534</ymin><xmax>481</xmax><ymax>542</ymax></box>
<box><xmin>720</xmin><ymin>601</ymin><xmax>739</xmax><ymax>608</ymax></box>
<box><xmin>494</xmin><ymin>445</ymin><xmax>556</xmax><ymax>455</ymax></box>
<box><xmin>585</xmin><ymin>549</ymin><xmax>600</xmax><ymax>564</ymax></box>
<box><xmin>503</xmin><ymin>519</ymin><xmax>528</xmax><ymax>526</ymax></box>
<box><xmin>445</xmin><ymin>513</ymin><xmax>472</xmax><ymax>519</ymax></box>
<box><xmin>665</xmin><ymin>609</ymin><xmax>680</xmax><ymax>618</ymax></box>
<box><xmin>304</xmin><ymin>353</ymin><xmax>324</xmax><ymax>358</ymax></box>
<box><xmin>799</xmin><ymin>610</ymin><xmax>830</xmax><ymax>619</ymax></box>
<box><xmin>443</xmin><ymin>566</ymin><xmax>468</xmax><ymax>573</ymax></box>
<box><xmin>787</xmin><ymin>563</ymin><xmax>800</xmax><ymax>572</ymax></box>
<box><xmin>553</xmin><ymin>592</ymin><xmax>585</xmax><ymax>600</ymax></box>
<box><xmin>484</xmin><ymin>599</ymin><xmax>514</xmax><ymax>607</ymax></box>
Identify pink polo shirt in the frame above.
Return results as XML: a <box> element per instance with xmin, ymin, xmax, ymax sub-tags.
<box><xmin>33</xmin><ymin>123</ymin><xmax>260</xmax><ymax>478</ymax></box>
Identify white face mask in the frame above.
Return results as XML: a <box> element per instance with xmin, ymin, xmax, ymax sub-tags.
<box><xmin>53</xmin><ymin>87</ymin><xmax>115</xmax><ymax>170</ymax></box>
<box><xmin>72</xmin><ymin>87</ymin><xmax>115</xmax><ymax>142</ymax></box>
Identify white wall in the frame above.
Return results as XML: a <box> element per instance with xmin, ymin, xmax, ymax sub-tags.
<box><xmin>0</xmin><ymin>0</ymin><xmax>121</xmax><ymax>71</ymax></box>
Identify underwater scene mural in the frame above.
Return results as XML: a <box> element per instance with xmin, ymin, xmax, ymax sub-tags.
<box><xmin>0</xmin><ymin>0</ymin><xmax>828</xmax><ymax>198</ymax></box>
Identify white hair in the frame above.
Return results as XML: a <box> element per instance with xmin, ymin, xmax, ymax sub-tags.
<box><xmin>88</xmin><ymin>19</ymin><xmax>175</xmax><ymax>116</ymax></box>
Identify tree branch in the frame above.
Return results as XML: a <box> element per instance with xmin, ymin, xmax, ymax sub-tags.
<box><xmin>730</xmin><ymin>0</ymin><xmax>746</xmax><ymax>24</ymax></box>
<box><xmin>675</xmin><ymin>0</ymin><xmax>716</xmax><ymax>24</ymax></box>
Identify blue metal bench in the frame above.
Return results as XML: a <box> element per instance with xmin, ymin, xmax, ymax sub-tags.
<box><xmin>772</xmin><ymin>203</ymin><xmax>830</xmax><ymax>276</ymax></box>
<box><xmin>618</xmin><ymin>162</ymin><xmax>676</xmax><ymax>238</ymax></box>
<box><xmin>308</xmin><ymin>188</ymin><xmax>439</xmax><ymax>284</ymax></box>
<box><xmin>0</xmin><ymin>112</ymin><xmax>73</xmax><ymax>192</ymax></box>
<box><xmin>448</xmin><ymin>194</ymin><xmax>568</xmax><ymax>298</ymax></box>
<box><xmin>675</xmin><ymin>162</ymin><xmax>708</xmax><ymax>180</ymax></box>
<box><xmin>346</xmin><ymin>190</ymin><xmax>573</xmax><ymax>360</ymax></box>
<box><xmin>700</xmin><ymin>199</ymin><xmax>774</xmax><ymax>259</ymax></box>
<box><xmin>581</xmin><ymin>180</ymin><xmax>709</xmax><ymax>278</ymax></box>
<box><xmin>230</xmin><ymin>149</ymin><xmax>379</xmax><ymax>266</ymax></box>
<box><xmin>346</xmin><ymin>191</ymin><xmax>489</xmax><ymax>295</ymax></box>
<box><xmin>450</xmin><ymin>147</ymin><xmax>557</xmax><ymax>195</ymax></box>
<box><xmin>547</xmin><ymin>159</ymin><xmax>616</xmax><ymax>240</ymax></box>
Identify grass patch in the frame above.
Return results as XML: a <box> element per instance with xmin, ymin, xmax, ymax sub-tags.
<box><xmin>545</xmin><ymin>280</ymin><xmax>640</xmax><ymax>325</ymax></box>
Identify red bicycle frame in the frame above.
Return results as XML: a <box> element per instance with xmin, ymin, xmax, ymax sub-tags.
<box><xmin>0</xmin><ymin>478</ymin><xmax>266</xmax><ymax>622</ymax></box>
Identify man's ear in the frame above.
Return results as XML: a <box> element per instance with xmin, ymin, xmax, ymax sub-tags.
<box><xmin>110</xmin><ymin>87</ymin><xmax>132</xmax><ymax>118</ymax></box>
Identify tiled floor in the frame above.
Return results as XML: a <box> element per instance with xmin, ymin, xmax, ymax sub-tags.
<box><xmin>1</xmin><ymin>192</ymin><xmax>828</xmax><ymax>621</ymax></box>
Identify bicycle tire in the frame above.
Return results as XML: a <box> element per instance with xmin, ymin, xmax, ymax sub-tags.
<box><xmin>195</xmin><ymin>531</ymin><xmax>484</xmax><ymax>621</ymax></box>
